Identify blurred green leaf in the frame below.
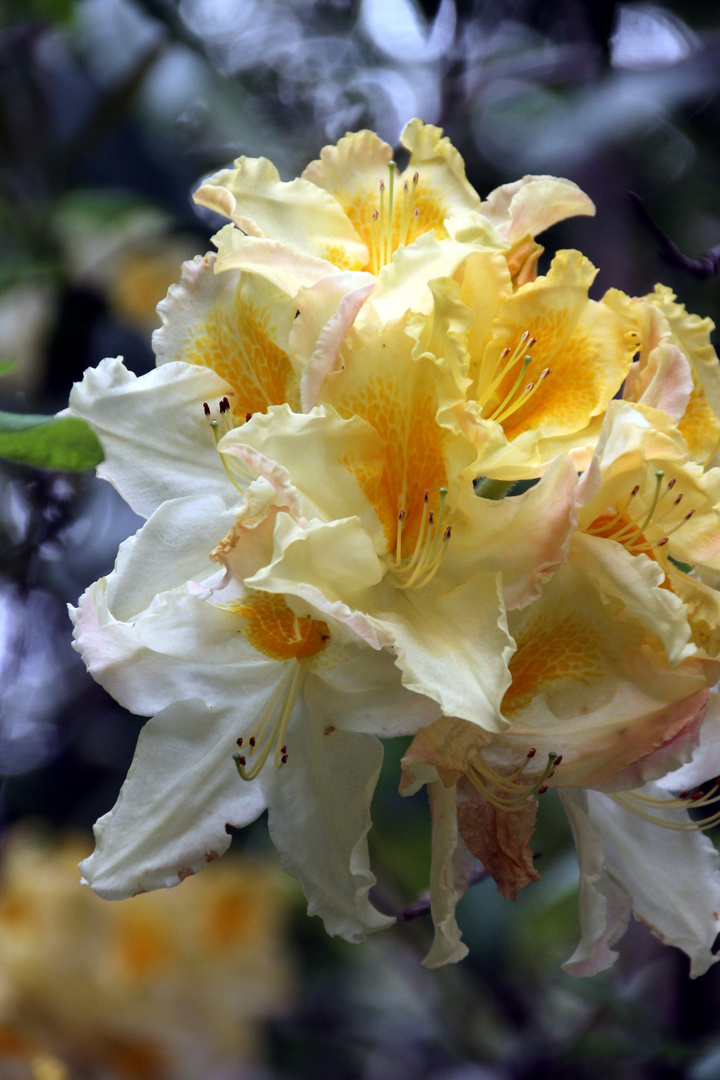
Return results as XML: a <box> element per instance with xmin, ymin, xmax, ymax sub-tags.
<box><xmin>0</xmin><ymin>412</ymin><xmax>104</xmax><ymax>470</ymax></box>
<box><xmin>0</xmin><ymin>361</ymin><xmax>16</xmax><ymax>375</ymax></box>
<box><xmin>0</xmin><ymin>0</ymin><xmax>77</xmax><ymax>27</ymax></box>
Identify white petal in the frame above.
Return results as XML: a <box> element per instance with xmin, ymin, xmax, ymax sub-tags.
<box><xmin>587</xmin><ymin>786</ymin><xmax>720</xmax><ymax>977</ymax></box>
<box><xmin>303</xmin><ymin>645</ymin><xmax>441</xmax><ymax>737</ymax></box>
<box><xmin>559</xmin><ymin>790</ymin><xmax>632</xmax><ymax>977</ymax></box>
<box><xmin>657</xmin><ymin>693</ymin><xmax>720</xmax><ymax>793</ymax></box>
<box><xmin>105</xmin><ymin>494</ymin><xmax>236</xmax><ymax>620</ymax></box>
<box><xmin>264</xmin><ymin>721</ymin><xmax>393</xmax><ymax>942</ymax></box>
<box><xmin>68</xmin><ymin>357</ymin><xmax>234</xmax><ymax>517</ymax></box>
<box><xmin>422</xmin><ymin>780</ymin><xmax>472</xmax><ymax>968</ymax></box>
<box><xmin>79</xmin><ymin>699</ymin><xmax>267</xmax><ymax>899</ymax></box>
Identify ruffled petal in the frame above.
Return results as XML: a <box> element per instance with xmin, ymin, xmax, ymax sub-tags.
<box><xmin>153</xmin><ymin>253</ymin><xmax>301</xmax><ymax>415</ymax></box>
<box><xmin>422</xmin><ymin>780</ymin><xmax>472</xmax><ymax>968</ymax></box>
<box><xmin>559</xmin><ymin>790</ymin><xmax>632</xmax><ymax>977</ymax></box>
<box><xmin>79</xmin><ymin>699</ymin><xmax>267</xmax><ymax>899</ymax></box>
<box><xmin>68</xmin><ymin>358</ymin><xmax>233</xmax><ymax>518</ymax></box>
<box><xmin>194</xmin><ymin>156</ymin><xmax>367</xmax><ymax>270</ymax></box>
<box><xmin>264</xmin><ymin>721</ymin><xmax>393</xmax><ymax>942</ymax></box>
<box><xmin>481</xmin><ymin>175</ymin><xmax>595</xmax><ymax>243</ymax></box>
<box><xmin>585</xmin><ymin>785</ymin><xmax>720</xmax><ymax>978</ymax></box>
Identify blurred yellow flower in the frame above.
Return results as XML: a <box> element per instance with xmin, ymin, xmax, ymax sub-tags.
<box><xmin>0</xmin><ymin>826</ymin><xmax>295</xmax><ymax>1080</ymax></box>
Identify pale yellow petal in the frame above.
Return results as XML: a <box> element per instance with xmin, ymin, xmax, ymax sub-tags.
<box><xmin>401</xmin><ymin>118</ymin><xmax>482</xmax><ymax>219</ymax></box>
<box><xmin>474</xmin><ymin>252</ymin><xmax>634</xmax><ymax>442</ymax></box>
<box><xmin>154</xmin><ymin>254</ymin><xmax>300</xmax><ymax>417</ymax></box>
<box><xmin>194</xmin><ymin>156</ymin><xmax>368</xmax><ymax>269</ymax></box>
<box><xmin>481</xmin><ymin>175</ymin><xmax>595</xmax><ymax>244</ymax></box>
<box><xmin>648</xmin><ymin>284</ymin><xmax>720</xmax><ymax>464</ymax></box>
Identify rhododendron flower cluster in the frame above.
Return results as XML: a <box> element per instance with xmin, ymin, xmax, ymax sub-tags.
<box><xmin>69</xmin><ymin>121</ymin><xmax>720</xmax><ymax>977</ymax></box>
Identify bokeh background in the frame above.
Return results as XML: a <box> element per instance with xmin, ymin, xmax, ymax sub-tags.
<box><xmin>2</xmin><ymin>1</ymin><xmax>720</xmax><ymax>1077</ymax></box>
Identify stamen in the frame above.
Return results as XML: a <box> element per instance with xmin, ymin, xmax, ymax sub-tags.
<box><xmin>467</xmin><ymin>749</ymin><xmax>560</xmax><ymax>812</ymax></box>
<box><xmin>611</xmin><ymin>779</ymin><xmax>720</xmax><ymax>832</ymax></box>
<box><xmin>385</xmin><ymin>161</ymin><xmax>396</xmax><ymax>268</ymax></box>
<box><xmin>477</xmin><ymin>332</ymin><xmax>532</xmax><ymax>412</ymax></box>
<box><xmin>378</xmin><ymin>179</ymin><xmax>386</xmax><ymax>272</ymax></box>
<box><xmin>370</xmin><ymin>209</ymin><xmax>380</xmax><ymax>275</ymax></box>
<box><xmin>394</xmin><ymin>487</ymin><xmax>451</xmax><ymax>590</ymax></box>
<box><xmin>204</xmin><ymin>397</ymin><xmax>256</xmax><ymax>493</ymax></box>
<box><xmin>233</xmin><ymin>663</ymin><xmax>304</xmax><ymax>781</ymax></box>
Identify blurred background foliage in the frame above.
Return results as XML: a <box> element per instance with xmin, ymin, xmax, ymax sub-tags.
<box><xmin>2</xmin><ymin>0</ymin><xmax>720</xmax><ymax>1077</ymax></box>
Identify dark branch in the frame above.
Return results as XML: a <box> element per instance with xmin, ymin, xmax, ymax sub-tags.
<box><xmin>627</xmin><ymin>191</ymin><xmax>720</xmax><ymax>280</ymax></box>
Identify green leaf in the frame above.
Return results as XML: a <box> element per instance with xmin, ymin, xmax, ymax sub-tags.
<box><xmin>0</xmin><ymin>360</ymin><xmax>16</xmax><ymax>376</ymax></box>
<box><xmin>0</xmin><ymin>412</ymin><xmax>104</xmax><ymax>470</ymax></box>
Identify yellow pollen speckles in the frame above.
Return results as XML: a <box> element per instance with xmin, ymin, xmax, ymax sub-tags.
<box><xmin>232</xmin><ymin>592</ymin><xmax>330</xmax><ymax>663</ymax></box>
<box><xmin>184</xmin><ymin>297</ymin><xmax>297</xmax><ymax>418</ymax></box>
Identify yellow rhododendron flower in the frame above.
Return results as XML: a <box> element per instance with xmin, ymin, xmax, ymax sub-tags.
<box><xmin>65</xmin><ymin>116</ymin><xmax>720</xmax><ymax>977</ymax></box>
<box><xmin>194</xmin><ymin>119</ymin><xmax>594</xmax><ymax>277</ymax></box>
<box><xmin>0</xmin><ymin>826</ymin><xmax>294</xmax><ymax>1078</ymax></box>
<box><xmin>622</xmin><ymin>284</ymin><xmax>720</xmax><ymax>466</ymax></box>
<box><xmin>400</xmin><ymin>402</ymin><xmax>720</xmax><ymax>974</ymax></box>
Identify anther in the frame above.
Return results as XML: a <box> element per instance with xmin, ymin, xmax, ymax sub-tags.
<box><xmin>674</xmin><ymin>493</ymin><xmax>684</xmax><ymax>506</ymax></box>
<box><xmin>657</xmin><ymin>537</ymin><xmax>669</xmax><ymax>546</ymax></box>
<box><xmin>246</xmin><ymin>412</ymin><xmax>253</xmax><ymax>422</ymax></box>
<box><xmin>249</xmin><ymin>736</ymin><xmax>256</xmax><ymax>747</ymax></box>
<box><xmin>280</xmin><ymin>745</ymin><xmax>287</xmax><ymax>754</ymax></box>
<box><xmin>691</xmin><ymin>790</ymin><xmax>705</xmax><ymax>800</ymax></box>
<box><xmin>237</xmin><ymin>737</ymin><xmax>243</xmax><ymax>747</ymax></box>
<box><xmin>203</xmin><ymin>402</ymin><xmax>211</xmax><ymax>416</ymax></box>
<box><xmin>631</xmin><ymin>485</ymin><xmax>640</xmax><ymax>497</ymax></box>
<box><xmin>281</xmin><ymin>754</ymin><xmax>288</xmax><ymax>764</ymax></box>
<box><xmin>237</xmin><ymin>755</ymin><xmax>246</xmax><ymax>766</ymax></box>
<box><xmin>553</xmin><ymin>755</ymin><xmax>563</xmax><ymax>766</ymax></box>
<box><xmin>685</xmin><ymin>509</ymin><xmax>696</xmax><ymax>520</ymax></box>
<box><xmin>538</xmin><ymin>785</ymin><xmax>549</xmax><ymax>795</ymax></box>
<box><xmin>398</xmin><ymin>509</ymin><xmax>406</xmax><ymax>523</ymax></box>
<box><xmin>527</xmin><ymin>748</ymin><xmax>537</xmax><ymax>758</ymax></box>
<box><xmin>668</xmin><ymin>477</ymin><xmax>677</xmax><ymax>490</ymax></box>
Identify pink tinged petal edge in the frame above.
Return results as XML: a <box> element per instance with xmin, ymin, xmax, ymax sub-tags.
<box><xmin>221</xmin><ymin>444</ymin><xmax>309</xmax><ymax>527</ymax></box>
<box><xmin>601</xmin><ymin>691</ymin><xmax>708</xmax><ymax>793</ymax></box>
<box><xmin>300</xmin><ymin>281</ymin><xmax>377</xmax><ymax>412</ymax></box>
<box><xmin>79</xmin><ymin>699</ymin><xmax>267</xmax><ymax>900</ymax></box>
<box><xmin>657</xmin><ymin>693</ymin><xmax>720</xmax><ymax>793</ymax></box>
<box><xmin>624</xmin><ymin>343</ymin><xmax>693</xmax><ymax>421</ymax></box>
